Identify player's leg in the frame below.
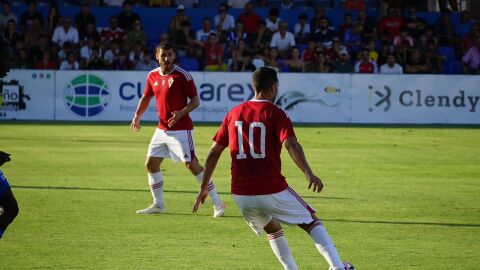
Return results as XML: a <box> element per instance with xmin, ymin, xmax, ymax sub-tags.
<box><xmin>185</xmin><ymin>159</ymin><xmax>221</xmax><ymax>200</ymax></box>
<box><xmin>0</xmin><ymin>189</ymin><xmax>19</xmax><ymax>239</ymax></box>
<box><xmin>137</xmin><ymin>129</ymin><xmax>169</xmax><ymax>214</ymax></box>
<box><xmin>264</xmin><ymin>219</ymin><xmax>298</xmax><ymax>270</ymax></box>
<box><xmin>136</xmin><ymin>156</ymin><xmax>166</xmax><ymax>214</ymax></box>
<box><xmin>170</xmin><ymin>130</ymin><xmax>224</xmax><ymax>217</ymax></box>
<box><xmin>268</xmin><ymin>187</ymin><xmax>345</xmax><ymax>270</ymax></box>
<box><xmin>298</xmin><ymin>215</ymin><xmax>344</xmax><ymax>270</ymax></box>
<box><xmin>232</xmin><ymin>194</ymin><xmax>297</xmax><ymax>270</ymax></box>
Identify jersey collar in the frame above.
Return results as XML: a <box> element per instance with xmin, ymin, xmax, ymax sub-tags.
<box><xmin>250</xmin><ymin>98</ymin><xmax>273</xmax><ymax>104</ymax></box>
<box><xmin>158</xmin><ymin>64</ymin><xmax>176</xmax><ymax>76</ymax></box>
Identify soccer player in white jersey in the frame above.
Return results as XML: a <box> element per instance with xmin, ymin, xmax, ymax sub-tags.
<box><xmin>131</xmin><ymin>42</ymin><xmax>225</xmax><ymax>217</ymax></box>
<box><xmin>194</xmin><ymin>67</ymin><xmax>354</xmax><ymax>269</ymax></box>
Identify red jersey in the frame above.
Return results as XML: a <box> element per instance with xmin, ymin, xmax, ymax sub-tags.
<box><xmin>378</xmin><ymin>17</ymin><xmax>404</xmax><ymax>39</ymax></box>
<box><xmin>213</xmin><ymin>99</ymin><xmax>296</xmax><ymax>195</ymax></box>
<box><xmin>238</xmin><ymin>13</ymin><xmax>261</xmax><ymax>34</ymax></box>
<box><xmin>143</xmin><ymin>65</ymin><xmax>198</xmax><ymax>130</ymax></box>
<box><xmin>100</xmin><ymin>27</ymin><xmax>126</xmax><ymax>44</ymax></box>
<box><xmin>356</xmin><ymin>60</ymin><xmax>377</xmax><ymax>73</ymax></box>
<box><xmin>203</xmin><ymin>42</ymin><xmax>224</xmax><ymax>66</ymax></box>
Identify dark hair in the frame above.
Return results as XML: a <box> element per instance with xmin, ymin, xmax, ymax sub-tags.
<box><xmin>252</xmin><ymin>67</ymin><xmax>278</xmax><ymax>93</ymax></box>
<box><xmin>155</xmin><ymin>42</ymin><xmax>176</xmax><ymax>54</ymax></box>
<box><xmin>268</xmin><ymin>8</ymin><xmax>279</xmax><ymax>17</ymax></box>
<box><xmin>298</xmin><ymin>13</ymin><xmax>307</xmax><ymax>21</ymax></box>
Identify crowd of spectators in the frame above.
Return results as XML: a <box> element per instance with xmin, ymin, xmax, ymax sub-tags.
<box><xmin>0</xmin><ymin>0</ymin><xmax>478</xmax><ymax>74</ymax></box>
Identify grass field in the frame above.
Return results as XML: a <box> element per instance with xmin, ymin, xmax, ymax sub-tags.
<box><xmin>0</xmin><ymin>123</ymin><xmax>479</xmax><ymax>269</ymax></box>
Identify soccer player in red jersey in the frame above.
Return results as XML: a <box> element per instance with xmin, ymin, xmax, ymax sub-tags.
<box><xmin>131</xmin><ymin>42</ymin><xmax>224</xmax><ymax>217</ymax></box>
<box><xmin>193</xmin><ymin>67</ymin><xmax>354</xmax><ymax>270</ymax></box>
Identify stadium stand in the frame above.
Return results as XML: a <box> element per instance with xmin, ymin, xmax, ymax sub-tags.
<box><xmin>1</xmin><ymin>0</ymin><xmax>478</xmax><ymax>74</ymax></box>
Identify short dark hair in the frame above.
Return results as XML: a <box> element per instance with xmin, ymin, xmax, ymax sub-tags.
<box><xmin>155</xmin><ymin>42</ymin><xmax>176</xmax><ymax>54</ymax></box>
<box><xmin>252</xmin><ymin>67</ymin><xmax>278</xmax><ymax>93</ymax></box>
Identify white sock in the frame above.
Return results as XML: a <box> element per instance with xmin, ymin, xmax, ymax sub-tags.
<box><xmin>148</xmin><ymin>172</ymin><xmax>164</xmax><ymax>208</ymax></box>
<box><xmin>268</xmin><ymin>230</ymin><xmax>298</xmax><ymax>270</ymax></box>
<box><xmin>309</xmin><ymin>223</ymin><xmax>344</xmax><ymax>270</ymax></box>
<box><xmin>195</xmin><ymin>171</ymin><xmax>221</xmax><ymax>204</ymax></box>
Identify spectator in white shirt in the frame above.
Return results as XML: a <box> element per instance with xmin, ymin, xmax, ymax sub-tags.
<box><xmin>196</xmin><ymin>17</ymin><xmax>215</xmax><ymax>43</ymax></box>
<box><xmin>214</xmin><ymin>4</ymin><xmax>235</xmax><ymax>33</ymax></box>
<box><xmin>294</xmin><ymin>13</ymin><xmax>310</xmax><ymax>44</ymax></box>
<box><xmin>270</xmin><ymin>21</ymin><xmax>295</xmax><ymax>57</ymax></box>
<box><xmin>80</xmin><ymin>37</ymin><xmax>97</xmax><ymax>63</ymax></box>
<box><xmin>59</xmin><ymin>51</ymin><xmax>79</xmax><ymax>70</ymax></box>
<box><xmin>52</xmin><ymin>17</ymin><xmax>79</xmax><ymax>48</ymax></box>
<box><xmin>380</xmin><ymin>53</ymin><xmax>403</xmax><ymax>74</ymax></box>
<box><xmin>265</xmin><ymin>8</ymin><xmax>282</xmax><ymax>33</ymax></box>
<box><xmin>104</xmin><ymin>40</ymin><xmax>120</xmax><ymax>64</ymax></box>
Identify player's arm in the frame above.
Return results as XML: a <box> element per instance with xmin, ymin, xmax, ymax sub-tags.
<box><xmin>130</xmin><ymin>95</ymin><xmax>152</xmax><ymax>132</ymax></box>
<box><xmin>284</xmin><ymin>137</ymin><xmax>323</xmax><ymax>193</ymax></box>
<box><xmin>193</xmin><ymin>142</ymin><xmax>226</xmax><ymax>213</ymax></box>
<box><xmin>168</xmin><ymin>95</ymin><xmax>200</xmax><ymax>127</ymax></box>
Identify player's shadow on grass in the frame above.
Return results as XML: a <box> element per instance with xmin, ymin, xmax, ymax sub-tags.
<box><xmin>325</xmin><ymin>218</ymin><xmax>480</xmax><ymax>228</ymax></box>
<box><xmin>12</xmin><ymin>185</ymin><xmax>480</xmax><ymax>228</ymax></box>
<box><xmin>11</xmin><ymin>185</ymin><xmax>348</xmax><ymax>200</ymax></box>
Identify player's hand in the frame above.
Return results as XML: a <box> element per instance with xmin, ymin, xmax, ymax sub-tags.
<box><xmin>168</xmin><ymin>111</ymin><xmax>185</xmax><ymax>128</ymax></box>
<box><xmin>0</xmin><ymin>151</ymin><xmax>11</xmax><ymax>167</ymax></box>
<box><xmin>130</xmin><ymin>117</ymin><xmax>141</xmax><ymax>132</ymax></box>
<box><xmin>305</xmin><ymin>170</ymin><xmax>323</xmax><ymax>193</ymax></box>
<box><xmin>192</xmin><ymin>187</ymin><xmax>209</xmax><ymax>213</ymax></box>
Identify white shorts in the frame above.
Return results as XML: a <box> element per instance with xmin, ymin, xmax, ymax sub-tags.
<box><xmin>232</xmin><ymin>187</ymin><xmax>316</xmax><ymax>235</ymax></box>
<box><xmin>147</xmin><ymin>129</ymin><xmax>196</xmax><ymax>162</ymax></box>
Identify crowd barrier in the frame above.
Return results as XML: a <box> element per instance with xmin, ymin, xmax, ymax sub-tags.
<box><xmin>1</xmin><ymin>70</ymin><xmax>479</xmax><ymax>124</ymax></box>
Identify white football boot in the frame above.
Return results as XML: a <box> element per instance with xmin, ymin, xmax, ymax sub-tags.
<box><xmin>136</xmin><ymin>204</ymin><xmax>165</xmax><ymax>214</ymax></box>
<box><xmin>213</xmin><ymin>202</ymin><xmax>225</xmax><ymax>218</ymax></box>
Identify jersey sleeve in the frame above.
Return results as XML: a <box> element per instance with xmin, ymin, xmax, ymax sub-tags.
<box><xmin>276</xmin><ymin>107</ymin><xmax>296</xmax><ymax>143</ymax></box>
<box><xmin>184</xmin><ymin>73</ymin><xmax>198</xmax><ymax>98</ymax></box>
<box><xmin>143</xmin><ymin>73</ymin><xmax>154</xmax><ymax>97</ymax></box>
<box><xmin>213</xmin><ymin>113</ymin><xmax>230</xmax><ymax>147</ymax></box>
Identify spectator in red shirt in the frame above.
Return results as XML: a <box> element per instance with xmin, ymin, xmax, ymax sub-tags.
<box><xmin>345</xmin><ymin>0</ymin><xmax>365</xmax><ymax>11</ymax></box>
<box><xmin>237</xmin><ymin>2</ymin><xmax>261</xmax><ymax>35</ymax></box>
<box><xmin>100</xmin><ymin>16</ymin><xmax>126</xmax><ymax>46</ymax></box>
<box><xmin>354</xmin><ymin>49</ymin><xmax>377</xmax><ymax>73</ymax></box>
<box><xmin>35</xmin><ymin>50</ymin><xmax>57</xmax><ymax>69</ymax></box>
<box><xmin>302</xmin><ymin>40</ymin><xmax>316</xmax><ymax>64</ymax></box>
<box><xmin>203</xmin><ymin>32</ymin><xmax>227</xmax><ymax>71</ymax></box>
<box><xmin>378</xmin><ymin>7</ymin><xmax>404</xmax><ymax>40</ymax></box>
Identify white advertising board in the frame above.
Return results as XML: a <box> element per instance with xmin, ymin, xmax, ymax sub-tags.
<box><xmin>54</xmin><ymin>71</ymin><xmax>159</xmax><ymax>121</ymax></box>
<box><xmin>0</xmin><ymin>70</ymin><xmax>55</xmax><ymax>120</ymax></box>
<box><xmin>350</xmin><ymin>74</ymin><xmax>480</xmax><ymax>124</ymax></box>
<box><xmin>2</xmin><ymin>70</ymin><xmax>479</xmax><ymax>124</ymax></box>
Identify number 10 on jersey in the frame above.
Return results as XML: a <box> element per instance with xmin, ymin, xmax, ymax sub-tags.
<box><xmin>235</xmin><ymin>121</ymin><xmax>266</xmax><ymax>160</ymax></box>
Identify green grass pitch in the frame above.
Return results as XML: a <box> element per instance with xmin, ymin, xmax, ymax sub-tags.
<box><xmin>0</xmin><ymin>123</ymin><xmax>479</xmax><ymax>269</ymax></box>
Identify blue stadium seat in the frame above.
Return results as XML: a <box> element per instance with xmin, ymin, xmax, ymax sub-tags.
<box><xmin>437</xmin><ymin>46</ymin><xmax>456</xmax><ymax>61</ymax></box>
<box><xmin>179</xmin><ymin>57</ymin><xmax>200</xmax><ymax>71</ymax></box>
<box><xmin>443</xmin><ymin>59</ymin><xmax>461</xmax><ymax>74</ymax></box>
